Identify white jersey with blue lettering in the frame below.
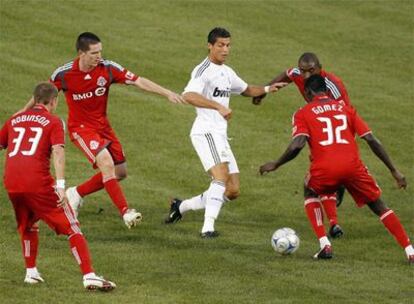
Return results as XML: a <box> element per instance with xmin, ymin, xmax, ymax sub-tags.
<box><xmin>183</xmin><ymin>57</ymin><xmax>248</xmax><ymax>135</ymax></box>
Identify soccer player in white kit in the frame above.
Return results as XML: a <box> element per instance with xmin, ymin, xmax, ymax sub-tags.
<box><xmin>165</xmin><ymin>27</ymin><xmax>287</xmax><ymax>237</ymax></box>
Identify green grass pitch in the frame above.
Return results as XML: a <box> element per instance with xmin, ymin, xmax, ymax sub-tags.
<box><xmin>0</xmin><ymin>1</ymin><xmax>413</xmax><ymax>303</ymax></box>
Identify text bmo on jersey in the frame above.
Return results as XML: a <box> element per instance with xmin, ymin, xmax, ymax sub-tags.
<box><xmin>72</xmin><ymin>87</ymin><xmax>107</xmax><ymax>101</ymax></box>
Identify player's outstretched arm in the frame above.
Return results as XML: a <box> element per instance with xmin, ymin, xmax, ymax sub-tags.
<box><xmin>183</xmin><ymin>92</ymin><xmax>232</xmax><ymax>120</ymax></box>
<box><xmin>14</xmin><ymin>97</ymin><xmax>35</xmax><ymax>115</ymax></box>
<box><xmin>52</xmin><ymin>144</ymin><xmax>68</xmax><ymax>207</ymax></box>
<box><xmin>252</xmin><ymin>71</ymin><xmax>292</xmax><ymax>105</ymax></box>
<box><xmin>133</xmin><ymin>77</ymin><xmax>186</xmax><ymax>104</ymax></box>
<box><xmin>259</xmin><ymin>135</ymin><xmax>307</xmax><ymax>175</ymax></box>
<box><xmin>362</xmin><ymin>133</ymin><xmax>407</xmax><ymax>189</ymax></box>
<box><xmin>243</xmin><ymin>82</ymin><xmax>288</xmax><ymax>98</ymax></box>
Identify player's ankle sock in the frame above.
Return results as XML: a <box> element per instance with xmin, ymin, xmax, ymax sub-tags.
<box><xmin>103</xmin><ymin>177</ymin><xmax>128</xmax><ymax>215</ymax></box>
<box><xmin>180</xmin><ymin>191</ymin><xmax>208</xmax><ymax>214</ymax></box>
<box><xmin>202</xmin><ymin>180</ymin><xmax>225</xmax><ymax>233</ymax></box>
<box><xmin>404</xmin><ymin>245</ymin><xmax>414</xmax><ymax>257</ymax></box>
<box><xmin>26</xmin><ymin>267</ymin><xmax>40</xmax><ymax>277</ymax></box>
<box><xmin>321</xmin><ymin>195</ymin><xmax>338</xmax><ymax>226</ymax></box>
<box><xmin>380</xmin><ymin>209</ymin><xmax>411</xmax><ymax>248</ymax></box>
<box><xmin>319</xmin><ymin>236</ymin><xmax>331</xmax><ymax>249</ymax></box>
<box><xmin>202</xmin><ymin>216</ymin><xmax>216</xmax><ymax>233</ymax></box>
<box><xmin>77</xmin><ymin>173</ymin><xmax>104</xmax><ymax>197</ymax></box>
<box><xmin>69</xmin><ymin>233</ymin><xmax>94</xmax><ymax>275</ymax></box>
<box><xmin>304</xmin><ymin>198</ymin><xmax>327</xmax><ymax>240</ymax></box>
<box><xmin>21</xmin><ymin>226</ymin><xmax>39</xmax><ymax>268</ymax></box>
<box><xmin>83</xmin><ymin>272</ymin><xmax>97</xmax><ymax>280</ymax></box>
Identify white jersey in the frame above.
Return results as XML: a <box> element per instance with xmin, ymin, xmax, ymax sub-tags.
<box><xmin>183</xmin><ymin>57</ymin><xmax>248</xmax><ymax>135</ymax></box>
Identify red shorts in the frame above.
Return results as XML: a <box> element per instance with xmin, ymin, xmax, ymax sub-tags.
<box><xmin>306</xmin><ymin>164</ymin><xmax>381</xmax><ymax>207</ymax></box>
<box><xmin>8</xmin><ymin>191</ymin><xmax>80</xmax><ymax>236</ymax></box>
<box><xmin>69</xmin><ymin>127</ymin><xmax>126</xmax><ymax>168</ymax></box>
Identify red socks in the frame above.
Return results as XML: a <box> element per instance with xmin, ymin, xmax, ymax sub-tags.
<box><xmin>69</xmin><ymin>233</ymin><xmax>94</xmax><ymax>275</ymax></box>
<box><xmin>305</xmin><ymin>198</ymin><xmax>326</xmax><ymax>239</ymax></box>
<box><xmin>320</xmin><ymin>195</ymin><xmax>338</xmax><ymax>226</ymax></box>
<box><xmin>103</xmin><ymin>178</ymin><xmax>128</xmax><ymax>215</ymax></box>
<box><xmin>76</xmin><ymin>173</ymin><xmax>104</xmax><ymax>197</ymax></box>
<box><xmin>21</xmin><ymin>226</ymin><xmax>39</xmax><ymax>268</ymax></box>
<box><xmin>380</xmin><ymin>209</ymin><xmax>411</xmax><ymax>248</ymax></box>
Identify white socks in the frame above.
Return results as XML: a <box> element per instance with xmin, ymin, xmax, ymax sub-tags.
<box><xmin>179</xmin><ymin>191</ymin><xmax>231</xmax><ymax>215</ymax></box>
<box><xmin>26</xmin><ymin>267</ymin><xmax>40</xmax><ymax>277</ymax></box>
<box><xmin>179</xmin><ymin>191</ymin><xmax>208</xmax><ymax>214</ymax></box>
<box><xmin>405</xmin><ymin>245</ymin><xmax>414</xmax><ymax>257</ymax></box>
<box><xmin>201</xmin><ymin>180</ymin><xmax>225</xmax><ymax>233</ymax></box>
<box><xmin>83</xmin><ymin>272</ymin><xmax>97</xmax><ymax>280</ymax></box>
<box><xmin>319</xmin><ymin>236</ymin><xmax>331</xmax><ymax>249</ymax></box>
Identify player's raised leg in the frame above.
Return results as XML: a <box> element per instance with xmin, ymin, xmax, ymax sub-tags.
<box><xmin>96</xmin><ymin>148</ymin><xmax>141</xmax><ymax>228</ymax></box>
<box><xmin>367</xmin><ymin>198</ymin><xmax>414</xmax><ymax>263</ymax></box>
<box><xmin>165</xmin><ymin>173</ymin><xmax>239</xmax><ymax>224</ymax></box>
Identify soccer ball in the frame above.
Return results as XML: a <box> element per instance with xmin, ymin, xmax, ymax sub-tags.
<box><xmin>271</xmin><ymin>228</ymin><xmax>300</xmax><ymax>255</ymax></box>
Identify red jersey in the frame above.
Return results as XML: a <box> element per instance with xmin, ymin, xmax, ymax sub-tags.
<box><xmin>50</xmin><ymin>58</ymin><xmax>139</xmax><ymax>130</ymax></box>
<box><xmin>286</xmin><ymin>68</ymin><xmax>351</xmax><ymax>106</ymax></box>
<box><xmin>0</xmin><ymin>105</ymin><xmax>65</xmax><ymax>192</ymax></box>
<box><xmin>292</xmin><ymin>94</ymin><xmax>371</xmax><ymax>174</ymax></box>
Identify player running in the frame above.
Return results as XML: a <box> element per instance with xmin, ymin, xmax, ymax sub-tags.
<box><xmin>165</xmin><ymin>27</ymin><xmax>287</xmax><ymax>237</ymax></box>
<box><xmin>254</xmin><ymin>52</ymin><xmax>350</xmax><ymax>238</ymax></box>
<box><xmin>19</xmin><ymin>32</ymin><xmax>185</xmax><ymax>228</ymax></box>
<box><xmin>259</xmin><ymin>75</ymin><xmax>413</xmax><ymax>262</ymax></box>
<box><xmin>0</xmin><ymin>82</ymin><xmax>116</xmax><ymax>290</ymax></box>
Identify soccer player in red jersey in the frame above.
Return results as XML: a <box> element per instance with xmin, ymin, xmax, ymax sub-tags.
<box><xmin>259</xmin><ymin>75</ymin><xmax>414</xmax><ymax>262</ymax></box>
<box><xmin>20</xmin><ymin>32</ymin><xmax>185</xmax><ymax>228</ymax></box>
<box><xmin>254</xmin><ymin>52</ymin><xmax>350</xmax><ymax>238</ymax></box>
<box><xmin>0</xmin><ymin>82</ymin><xmax>116</xmax><ymax>290</ymax></box>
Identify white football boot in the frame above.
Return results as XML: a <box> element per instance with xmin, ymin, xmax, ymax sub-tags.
<box><xmin>24</xmin><ymin>273</ymin><xmax>44</xmax><ymax>284</ymax></box>
<box><xmin>83</xmin><ymin>274</ymin><xmax>116</xmax><ymax>291</ymax></box>
<box><xmin>122</xmin><ymin>209</ymin><xmax>142</xmax><ymax>229</ymax></box>
<box><xmin>66</xmin><ymin>187</ymin><xmax>83</xmax><ymax>216</ymax></box>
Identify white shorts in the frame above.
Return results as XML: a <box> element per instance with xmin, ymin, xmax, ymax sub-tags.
<box><xmin>191</xmin><ymin>133</ymin><xmax>239</xmax><ymax>174</ymax></box>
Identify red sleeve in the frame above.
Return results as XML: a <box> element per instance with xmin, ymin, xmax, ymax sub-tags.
<box><xmin>50</xmin><ymin>118</ymin><xmax>65</xmax><ymax>146</ymax></box>
<box><xmin>325</xmin><ymin>73</ymin><xmax>351</xmax><ymax>106</ymax></box>
<box><xmin>108</xmin><ymin>61</ymin><xmax>139</xmax><ymax>85</ymax></box>
<box><xmin>286</xmin><ymin>67</ymin><xmax>301</xmax><ymax>81</ymax></box>
<box><xmin>349</xmin><ymin>107</ymin><xmax>371</xmax><ymax>137</ymax></box>
<box><xmin>49</xmin><ymin>78</ymin><xmax>62</xmax><ymax>91</ymax></box>
<box><xmin>0</xmin><ymin>121</ymin><xmax>9</xmax><ymax>148</ymax></box>
<box><xmin>292</xmin><ymin>108</ymin><xmax>310</xmax><ymax>138</ymax></box>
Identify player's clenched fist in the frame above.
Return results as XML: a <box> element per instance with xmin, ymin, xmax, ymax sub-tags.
<box><xmin>259</xmin><ymin>161</ymin><xmax>278</xmax><ymax>175</ymax></box>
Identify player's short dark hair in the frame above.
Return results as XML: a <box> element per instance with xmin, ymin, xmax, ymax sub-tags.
<box><xmin>304</xmin><ymin>75</ymin><xmax>327</xmax><ymax>93</ymax></box>
<box><xmin>33</xmin><ymin>82</ymin><xmax>58</xmax><ymax>105</ymax></box>
<box><xmin>298</xmin><ymin>52</ymin><xmax>321</xmax><ymax>67</ymax></box>
<box><xmin>207</xmin><ymin>27</ymin><xmax>231</xmax><ymax>44</ymax></box>
<box><xmin>76</xmin><ymin>32</ymin><xmax>101</xmax><ymax>52</ymax></box>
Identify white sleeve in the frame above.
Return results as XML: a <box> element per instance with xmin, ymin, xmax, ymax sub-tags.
<box><xmin>183</xmin><ymin>70</ymin><xmax>206</xmax><ymax>95</ymax></box>
<box><xmin>229</xmin><ymin>68</ymin><xmax>248</xmax><ymax>95</ymax></box>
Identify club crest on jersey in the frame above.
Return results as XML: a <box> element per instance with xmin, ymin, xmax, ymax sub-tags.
<box><xmin>89</xmin><ymin>140</ymin><xmax>99</xmax><ymax>150</ymax></box>
<box><xmin>97</xmin><ymin>76</ymin><xmax>107</xmax><ymax>87</ymax></box>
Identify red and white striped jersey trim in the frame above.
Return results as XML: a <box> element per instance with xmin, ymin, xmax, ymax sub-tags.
<box><xmin>72</xmin><ymin>132</ymin><xmax>96</xmax><ymax>163</ymax></box>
